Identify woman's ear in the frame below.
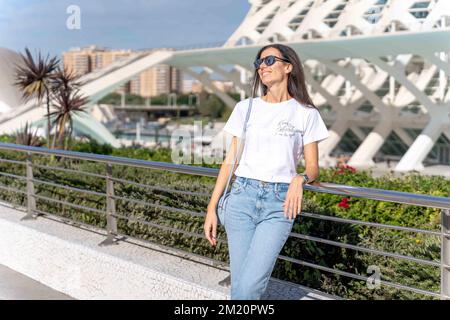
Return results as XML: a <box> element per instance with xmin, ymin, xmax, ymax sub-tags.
<box><xmin>285</xmin><ymin>63</ymin><xmax>293</xmax><ymax>74</ymax></box>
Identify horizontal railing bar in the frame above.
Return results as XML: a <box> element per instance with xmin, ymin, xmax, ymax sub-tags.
<box><xmin>33</xmin><ymin>194</ymin><xmax>106</xmax><ymax>215</ymax></box>
<box><xmin>112</xmin><ymin>194</ymin><xmax>206</xmax><ymax>218</ymax></box>
<box><xmin>305</xmin><ymin>182</ymin><xmax>450</xmax><ymax>211</ymax></box>
<box><xmin>289</xmin><ymin>232</ymin><xmax>441</xmax><ymax>267</ymax></box>
<box><xmin>0</xmin><ymin>142</ymin><xmax>448</xmax><ymax>209</ymax></box>
<box><xmin>300</xmin><ymin>212</ymin><xmax>442</xmax><ymax>236</ymax></box>
<box><xmin>113</xmin><ymin>212</ymin><xmax>225</xmax><ymax>244</ymax></box>
<box><xmin>278</xmin><ymin>255</ymin><xmax>442</xmax><ymax>299</ymax></box>
<box><xmin>0</xmin><ymin>158</ymin><xmax>26</xmax><ymax>165</ymax></box>
<box><xmin>110</xmin><ymin>176</ymin><xmax>211</xmax><ymax>197</ymax></box>
<box><xmin>33</xmin><ymin>163</ymin><xmax>107</xmax><ymax>179</ymax></box>
<box><xmin>32</xmin><ymin>178</ymin><xmax>107</xmax><ymax>198</ymax></box>
<box><xmin>0</xmin><ymin>171</ymin><xmax>26</xmax><ymax>181</ymax></box>
<box><xmin>0</xmin><ymin>143</ymin><xmax>218</xmax><ymax>177</ymax></box>
<box><xmin>0</xmin><ymin>183</ymin><xmax>27</xmax><ymax>195</ymax></box>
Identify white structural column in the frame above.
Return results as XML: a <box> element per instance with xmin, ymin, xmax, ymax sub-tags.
<box><xmin>350</xmin><ymin>120</ymin><xmax>394</xmax><ymax>167</ymax></box>
<box><xmin>368</xmin><ymin>55</ymin><xmax>448</xmax><ymax>171</ymax></box>
<box><xmin>396</xmin><ymin>104</ymin><xmax>449</xmax><ymax>171</ymax></box>
<box><xmin>321</xmin><ymin>60</ymin><xmax>393</xmax><ymax>168</ymax></box>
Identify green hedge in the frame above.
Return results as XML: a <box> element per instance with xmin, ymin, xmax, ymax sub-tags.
<box><xmin>0</xmin><ymin>141</ymin><xmax>447</xmax><ymax>300</ymax></box>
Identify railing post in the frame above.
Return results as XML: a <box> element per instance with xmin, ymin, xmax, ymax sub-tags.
<box><xmin>441</xmin><ymin>209</ymin><xmax>450</xmax><ymax>300</ymax></box>
<box><xmin>99</xmin><ymin>163</ymin><xmax>118</xmax><ymax>246</ymax></box>
<box><xmin>21</xmin><ymin>152</ymin><xmax>36</xmax><ymax>220</ymax></box>
<box><xmin>219</xmin><ymin>275</ymin><xmax>231</xmax><ymax>288</ymax></box>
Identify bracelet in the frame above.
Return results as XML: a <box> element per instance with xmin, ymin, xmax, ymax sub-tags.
<box><xmin>296</xmin><ymin>173</ymin><xmax>309</xmax><ymax>185</ymax></box>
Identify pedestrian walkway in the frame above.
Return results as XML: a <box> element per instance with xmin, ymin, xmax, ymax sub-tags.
<box><xmin>0</xmin><ymin>264</ymin><xmax>73</xmax><ymax>300</ymax></box>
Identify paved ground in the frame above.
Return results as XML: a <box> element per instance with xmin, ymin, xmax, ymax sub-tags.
<box><xmin>0</xmin><ymin>264</ymin><xmax>73</xmax><ymax>300</ymax></box>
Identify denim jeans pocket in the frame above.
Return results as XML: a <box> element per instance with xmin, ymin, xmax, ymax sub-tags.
<box><xmin>230</xmin><ymin>179</ymin><xmax>245</xmax><ymax>194</ymax></box>
<box><xmin>217</xmin><ymin>192</ymin><xmax>229</xmax><ymax>225</ymax></box>
<box><xmin>274</xmin><ymin>184</ymin><xmax>289</xmax><ymax>202</ymax></box>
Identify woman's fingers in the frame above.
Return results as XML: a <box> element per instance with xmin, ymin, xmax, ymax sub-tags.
<box><xmin>284</xmin><ymin>193</ymin><xmax>295</xmax><ymax>219</ymax></box>
<box><xmin>292</xmin><ymin>198</ymin><xmax>297</xmax><ymax>220</ymax></box>
<box><xmin>294</xmin><ymin>196</ymin><xmax>302</xmax><ymax>219</ymax></box>
<box><xmin>284</xmin><ymin>186</ymin><xmax>304</xmax><ymax>220</ymax></box>
<box><xmin>203</xmin><ymin>225</ymin><xmax>211</xmax><ymax>245</ymax></box>
<box><xmin>204</xmin><ymin>220</ymin><xmax>216</xmax><ymax>247</ymax></box>
<box><xmin>212</xmin><ymin>223</ymin><xmax>217</xmax><ymax>246</ymax></box>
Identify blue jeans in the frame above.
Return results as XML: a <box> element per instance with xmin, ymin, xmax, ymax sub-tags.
<box><xmin>223</xmin><ymin>176</ymin><xmax>294</xmax><ymax>300</ymax></box>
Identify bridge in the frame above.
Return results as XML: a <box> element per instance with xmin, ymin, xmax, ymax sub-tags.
<box><xmin>0</xmin><ymin>142</ymin><xmax>448</xmax><ymax>299</ymax></box>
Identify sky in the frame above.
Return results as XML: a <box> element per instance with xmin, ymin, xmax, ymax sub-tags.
<box><xmin>0</xmin><ymin>0</ymin><xmax>250</xmax><ymax>57</ymax></box>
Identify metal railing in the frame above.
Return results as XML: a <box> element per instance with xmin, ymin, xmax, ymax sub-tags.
<box><xmin>0</xmin><ymin>142</ymin><xmax>448</xmax><ymax>299</ymax></box>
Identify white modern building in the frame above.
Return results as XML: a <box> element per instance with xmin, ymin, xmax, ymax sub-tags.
<box><xmin>1</xmin><ymin>0</ymin><xmax>449</xmax><ymax>172</ymax></box>
<box><xmin>222</xmin><ymin>0</ymin><xmax>450</xmax><ymax>172</ymax></box>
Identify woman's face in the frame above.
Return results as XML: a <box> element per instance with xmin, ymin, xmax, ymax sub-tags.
<box><xmin>257</xmin><ymin>47</ymin><xmax>292</xmax><ymax>87</ymax></box>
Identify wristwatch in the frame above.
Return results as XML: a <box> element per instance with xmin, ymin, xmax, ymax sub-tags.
<box><xmin>297</xmin><ymin>173</ymin><xmax>309</xmax><ymax>185</ymax></box>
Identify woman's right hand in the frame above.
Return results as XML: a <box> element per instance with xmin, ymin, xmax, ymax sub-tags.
<box><xmin>204</xmin><ymin>206</ymin><xmax>218</xmax><ymax>247</ymax></box>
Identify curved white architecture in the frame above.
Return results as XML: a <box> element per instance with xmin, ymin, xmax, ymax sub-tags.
<box><xmin>0</xmin><ymin>48</ymin><xmax>23</xmax><ymax>114</ymax></box>
<box><xmin>222</xmin><ymin>0</ymin><xmax>450</xmax><ymax>171</ymax></box>
<box><xmin>0</xmin><ymin>48</ymin><xmax>123</xmax><ymax>147</ymax></box>
<box><xmin>1</xmin><ymin>0</ymin><xmax>449</xmax><ymax>172</ymax></box>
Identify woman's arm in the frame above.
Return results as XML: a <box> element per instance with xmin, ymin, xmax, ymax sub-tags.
<box><xmin>298</xmin><ymin>141</ymin><xmax>320</xmax><ymax>184</ymax></box>
<box><xmin>284</xmin><ymin>141</ymin><xmax>320</xmax><ymax>220</ymax></box>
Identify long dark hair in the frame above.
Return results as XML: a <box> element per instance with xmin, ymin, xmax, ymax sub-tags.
<box><xmin>251</xmin><ymin>43</ymin><xmax>317</xmax><ymax>110</ymax></box>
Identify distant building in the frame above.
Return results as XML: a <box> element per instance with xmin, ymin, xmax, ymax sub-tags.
<box><xmin>191</xmin><ymin>81</ymin><xmax>204</xmax><ymax>94</ymax></box>
<box><xmin>63</xmin><ymin>46</ymin><xmax>181</xmax><ymax>97</ymax></box>
<box><xmin>181</xmin><ymin>80</ymin><xmax>234</xmax><ymax>94</ymax></box>
<box><xmin>212</xmin><ymin>80</ymin><xmax>235</xmax><ymax>93</ymax></box>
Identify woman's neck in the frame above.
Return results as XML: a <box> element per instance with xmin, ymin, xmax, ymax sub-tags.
<box><xmin>262</xmin><ymin>82</ymin><xmax>291</xmax><ymax>103</ymax></box>
<box><xmin>262</xmin><ymin>91</ymin><xmax>292</xmax><ymax>103</ymax></box>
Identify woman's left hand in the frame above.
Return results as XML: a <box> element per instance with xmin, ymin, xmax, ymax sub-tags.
<box><xmin>283</xmin><ymin>176</ymin><xmax>304</xmax><ymax>220</ymax></box>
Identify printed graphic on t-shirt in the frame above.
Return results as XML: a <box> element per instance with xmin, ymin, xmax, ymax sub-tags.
<box><xmin>274</xmin><ymin>119</ymin><xmax>302</xmax><ymax>137</ymax></box>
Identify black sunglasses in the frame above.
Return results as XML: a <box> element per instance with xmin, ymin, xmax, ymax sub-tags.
<box><xmin>253</xmin><ymin>55</ymin><xmax>290</xmax><ymax>69</ymax></box>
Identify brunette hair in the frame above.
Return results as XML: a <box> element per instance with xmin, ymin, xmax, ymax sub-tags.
<box><xmin>251</xmin><ymin>43</ymin><xmax>317</xmax><ymax>110</ymax></box>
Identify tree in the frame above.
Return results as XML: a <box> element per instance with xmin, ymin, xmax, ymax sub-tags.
<box><xmin>14</xmin><ymin>48</ymin><xmax>60</xmax><ymax>148</ymax></box>
<box><xmin>48</xmin><ymin>66</ymin><xmax>88</xmax><ymax>149</ymax></box>
<box><xmin>13</xmin><ymin>122</ymin><xmax>44</xmax><ymax>147</ymax></box>
<box><xmin>49</xmin><ymin>87</ymin><xmax>88</xmax><ymax>150</ymax></box>
<box><xmin>197</xmin><ymin>93</ymin><xmax>225</xmax><ymax>119</ymax></box>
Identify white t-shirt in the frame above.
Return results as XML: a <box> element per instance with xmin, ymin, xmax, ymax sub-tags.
<box><xmin>222</xmin><ymin>97</ymin><xmax>329</xmax><ymax>183</ymax></box>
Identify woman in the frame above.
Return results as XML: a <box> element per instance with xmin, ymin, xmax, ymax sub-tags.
<box><xmin>203</xmin><ymin>44</ymin><xmax>329</xmax><ymax>300</ymax></box>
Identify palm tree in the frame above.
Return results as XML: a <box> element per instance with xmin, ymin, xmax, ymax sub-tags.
<box><xmin>49</xmin><ymin>88</ymin><xmax>88</xmax><ymax>149</ymax></box>
<box><xmin>13</xmin><ymin>122</ymin><xmax>44</xmax><ymax>147</ymax></box>
<box><xmin>50</xmin><ymin>66</ymin><xmax>82</xmax><ymax>93</ymax></box>
<box><xmin>49</xmin><ymin>67</ymin><xmax>87</xmax><ymax>149</ymax></box>
<box><xmin>14</xmin><ymin>47</ymin><xmax>60</xmax><ymax>148</ymax></box>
